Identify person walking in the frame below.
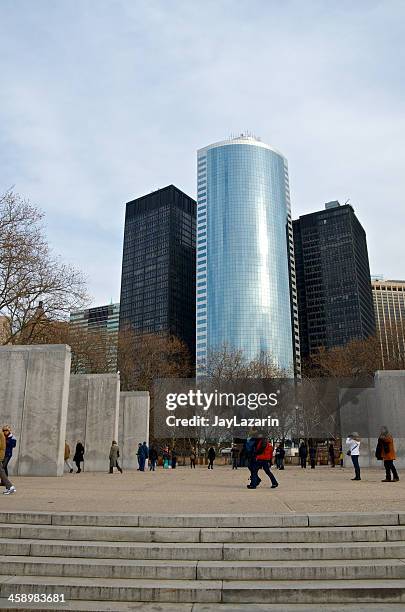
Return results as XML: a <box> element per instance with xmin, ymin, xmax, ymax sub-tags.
<box><xmin>149</xmin><ymin>446</ymin><xmax>158</xmax><ymax>471</ymax></box>
<box><xmin>239</xmin><ymin>446</ymin><xmax>246</xmax><ymax>468</ymax></box>
<box><xmin>377</xmin><ymin>426</ymin><xmax>399</xmax><ymax>482</ymax></box>
<box><xmin>207</xmin><ymin>446</ymin><xmax>216</xmax><ymax>469</ymax></box>
<box><xmin>64</xmin><ymin>441</ymin><xmax>74</xmax><ymax>473</ymax></box>
<box><xmin>109</xmin><ymin>440</ymin><xmax>123</xmax><ymax>474</ymax></box>
<box><xmin>346</xmin><ymin>433</ymin><xmax>361</xmax><ymax>481</ymax></box>
<box><xmin>275</xmin><ymin>444</ymin><xmax>285</xmax><ymax>470</ymax></box>
<box><xmin>247</xmin><ymin>435</ymin><xmax>278</xmax><ymax>489</ymax></box>
<box><xmin>309</xmin><ymin>443</ymin><xmax>317</xmax><ymax>469</ymax></box>
<box><xmin>136</xmin><ymin>443</ymin><xmax>144</xmax><ymax>470</ymax></box>
<box><xmin>2</xmin><ymin>426</ymin><xmax>16</xmax><ymax>476</ymax></box>
<box><xmin>328</xmin><ymin>442</ymin><xmax>336</xmax><ymax>467</ymax></box>
<box><xmin>190</xmin><ymin>448</ymin><xmax>196</xmax><ymax>469</ymax></box>
<box><xmin>299</xmin><ymin>441</ymin><xmax>308</xmax><ymax>469</ymax></box>
<box><xmin>231</xmin><ymin>444</ymin><xmax>239</xmax><ymax>470</ymax></box>
<box><xmin>141</xmin><ymin>441</ymin><xmax>149</xmax><ymax>470</ymax></box>
<box><xmin>73</xmin><ymin>441</ymin><xmax>84</xmax><ymax>473</ymax></box>
<box><xmin>162</xmin><ymin>446</ymin><xmax>170</xmax><ymax>469</ymax></box>
<box><xmin>171</xmin><ymin>448</ymin><xmax>177</xmax><ymax>469</ymax></box>
<box><xmin>0</xmin><ymin>428</ymin><xmax>16</xmax><ymax>495</ymax></box>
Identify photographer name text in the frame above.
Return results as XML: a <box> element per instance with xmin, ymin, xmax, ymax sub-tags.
<box><xmin>166</xmin><ymin>415</ymin><xmax>279</xmax><ymax>428</ymax></box>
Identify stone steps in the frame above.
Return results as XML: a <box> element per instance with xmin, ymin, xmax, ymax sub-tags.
<box><xmin>0</xmin><ymin>540</ymin><xmax>223</xmax><ymax>561</ymax></box>
<box><xmin>0</xmin><ymin>556</ymin><xmax>404</xmax><ymax>581</ymax></box>
<box><xmin>2</xmin><ymin>537</ymin><xmax>405</xmax><ymax>561</ymax></box>
<box><xmin>1</xmin><ymin>512</ymin><xmax>405</xmax><ymax>607</ymax></box>
<box><xmin>1</xmin><ymin>522</ymin><xmax>405</xmax><ymax>543</ymax></box>
<box><xmin>3</xmin><ymin>603</ymin><xmax>405</xmax><ymax>612</ymax></box>
<box><xmin>0</xmin><ymin>511</ymin><xmax>403</xmax><ymax>527</ymax></box>
<box><xmin>2</xmin><ymin>576</ymin><xmax>405</xmax><ymax>604</ymax></box>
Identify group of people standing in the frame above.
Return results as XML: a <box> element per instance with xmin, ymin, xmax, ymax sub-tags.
<box><xmin>298</xmin><ymin>441</ymin><xmax>343</xmax><ymax>470</ymax></box>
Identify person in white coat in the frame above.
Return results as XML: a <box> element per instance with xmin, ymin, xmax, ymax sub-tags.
<box><xmin>346</xmin><ymin>433</ymin><xmax>361</xmax><ymax>481</ymax></box>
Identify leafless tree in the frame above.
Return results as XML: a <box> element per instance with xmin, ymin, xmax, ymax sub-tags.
<box><xmin>118</xmin><ymin>328</ymin><xmax>191</xmax><ymax>392</ymax></box>
<box><xmin>35</xmin><ymin>320</ymin><xmax>117</xmax><ymax>374</ymax></box>
<box><xmin>304</xmin><ymin>336</ymin><xmax>383</xmax><ymax>379</ymax></box>
<box><xmin>0</xmin><ymin>191</ymin><xmax>88</xmax><ymax>344</ymax></box>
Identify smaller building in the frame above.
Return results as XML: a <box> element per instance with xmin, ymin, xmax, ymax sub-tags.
<box><xmin>70</xmin><ymin>303</ymin><xmax>120</xmax><ymax>372</ymax></box>
<box><xmin>372</xmin><ymin>277</ymin><xmax>405</xmax><ymax>367</ymax></box>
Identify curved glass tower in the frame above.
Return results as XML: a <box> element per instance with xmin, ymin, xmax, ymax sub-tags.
<box><xmin>196</xmin><ymin>135</ymin><xmax>299</xmax><ymax>374</ymax></box>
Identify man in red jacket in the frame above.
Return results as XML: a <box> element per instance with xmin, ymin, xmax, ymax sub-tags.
<box><xmin>247</xmin><ymin>434</ymin><xmax>279</xmax><ymax>489</ymax></box>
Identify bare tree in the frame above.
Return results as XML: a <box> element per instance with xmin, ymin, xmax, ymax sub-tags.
<box><xmin>118</xmin><ymin>328</ymin><xmax>191</xmax><ymax>392</ymax></box>
<box><xmin>0</xmin><ymin>191</ymin><xmax>88</xmax><ymax>345</ymax></box>
<box><xmin>304</xmin><ymin>336</ymin><xmax>383</xmax><ymax>379</ymax></box>
<box><xmin>35</xmin><ymin>320</ymin><xmax>117</xmax><ymax>374</ymax></box>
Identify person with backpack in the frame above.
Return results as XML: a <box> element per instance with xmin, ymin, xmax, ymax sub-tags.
<box><xmin>376</xmin><ymin>426</ymin><xmax>399</xmax><ymax>482</ymax></box>
<box><xmin>0</xmin><ymin>428</ymin><xmax>16</xmax><ymax>495</ymax></box>
<box><xmin>247</xmin><ymin>434</ymin><xmax>278</xmax><ymax>489</ymax></box>
<box><xmin>2</xmin><ymin>425</ymin><xmax>16</xmax><ymax>476</ymax></box>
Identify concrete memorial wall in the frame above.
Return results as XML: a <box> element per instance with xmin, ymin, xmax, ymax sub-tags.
<box><xmin>0</xmin><ymin>344</ymin><xmax>71</xmax><ymax>476</ymax></box>
<box><xmin>66</xmin><ymin>373</ymin><xmax>120</xmax><ymax>472</ymax></box>
<box><xmin>340</xmin><ymin>370</ymin><xmax>405</xmax><ymax>468</ymax></box>
<box><xmin>119</xmin><ymin>391</ymin><xmax>150</xmax><ymax>469</ymax></box>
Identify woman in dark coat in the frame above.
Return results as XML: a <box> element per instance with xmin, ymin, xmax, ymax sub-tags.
<box><xmin>299</xmin><ymin>442</ymin><xmax>308</xmax><ymax>469</ymax></box>
<box><xmin>207</xmin><ymin>446</ymin><xmax>216</xmax><ymax>469</ymax></box>
<box><xmin>73</xmin><ymin>441</ymin><xmax>84</xmax><ymax>473</ymax></box>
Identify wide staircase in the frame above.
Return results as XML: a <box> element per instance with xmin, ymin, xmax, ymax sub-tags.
<box><xmin>1</xmin><ymin>510</ymin><xmax>405</xmax><ymax>610</ymax></box>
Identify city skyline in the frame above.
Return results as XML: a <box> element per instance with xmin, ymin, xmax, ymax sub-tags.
<box><xmin>1</xmin><ymin>1</ymin><xmax>404</xmax><ymax>305</ymax></box>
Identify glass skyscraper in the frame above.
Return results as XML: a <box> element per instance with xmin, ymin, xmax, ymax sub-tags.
<box><xmin>196</xmin><ymin>135</ymin><xmax>299</xmax><ymax>375</ymax></box>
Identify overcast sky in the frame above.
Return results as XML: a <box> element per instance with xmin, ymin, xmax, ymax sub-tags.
<box><xmin>1</xmin><ymin>0</ymin><xmax>404</xmax><ymax>306</ymax></box>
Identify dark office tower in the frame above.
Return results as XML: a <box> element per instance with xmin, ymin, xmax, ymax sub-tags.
<box><xmin>119</xmin><ymin>185</ymin><xmax>196</xmax><ymax>359</ymax></box>
<box><xmin>293</xmin><ymin>201</ymin><xmax>375</xmax><ymax>359</ymax></box>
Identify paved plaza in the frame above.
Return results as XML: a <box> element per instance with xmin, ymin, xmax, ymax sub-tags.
<box><xmin>2</xmin><ymin>464</ymin><xmax>404</xmax><ymax>514</ymax></box>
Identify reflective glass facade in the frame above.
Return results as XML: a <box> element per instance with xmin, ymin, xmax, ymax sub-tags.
<box><xmin>196</xmin><ymin>136</ymin><xmax>295</xmax><ymax>373</ymax></box>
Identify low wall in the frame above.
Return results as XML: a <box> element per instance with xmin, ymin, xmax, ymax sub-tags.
<box><xmin>0</xmin><ymin>345</ymin><xmax>71</xmax><ymax>476</ymax></box>
<box><xmin>67</xmin><ymin>373</ymin><xmax>120</xmax><ymax>472</ymax></box>
<box><xmin>119</xmin><ymin>392</ymin><xmax>150</xmax><ymax>469</ymax></box>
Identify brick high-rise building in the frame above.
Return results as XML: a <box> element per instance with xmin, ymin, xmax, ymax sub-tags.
<box><xmin>372</xmin><ymin>277</ymin><xmax>405</xmax><ymax>367</ymax></box>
